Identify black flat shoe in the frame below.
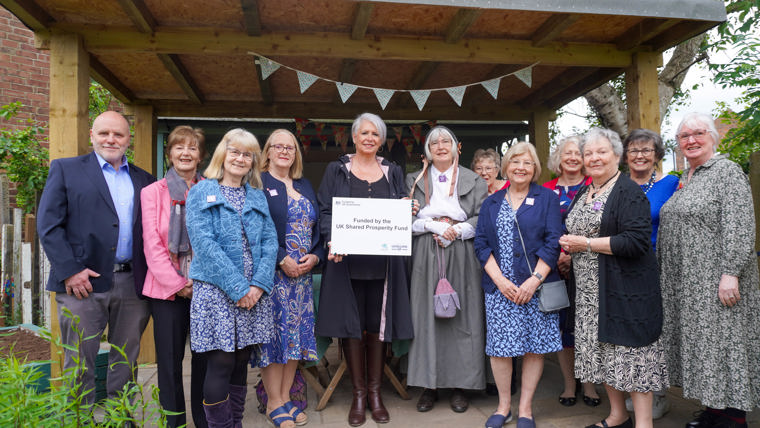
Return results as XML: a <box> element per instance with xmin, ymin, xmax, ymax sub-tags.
<box><xmin>583</xmin><ymin>394</ymin><xmax>601</xmax><ymax>407</ymax></box>
<box><xmin>558</xmin><ymin>395</ymin><xmax>577</xmax><ymax>406</ymax></box>
<box><xmin>585</xmin><ymin>417</ymin><xmax>632</xmax><ymax>428</ymax></box>
<box><xmin>450</xmin><ymin>388</ymin><xmax>469</xmax><ymax>413</ymax></box>
<box><xmin>416</xmin><ymin>388</ymin><xmax>437</xmax><ymax>412</ymax></box>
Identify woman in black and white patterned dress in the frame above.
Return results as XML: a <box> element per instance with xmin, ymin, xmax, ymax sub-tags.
<box><xmin>559</xmin><ymin>128</ymin><xmax>668</xmax><ymax>428</ymax></box>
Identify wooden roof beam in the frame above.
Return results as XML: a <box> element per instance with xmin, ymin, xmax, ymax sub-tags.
<box><xmin>520</xmin><ymin>67</ymin><xmax>596</xmax><ymax>109</ymax></box>
<box><xmin>0</xmin><ymin>0</ymin><xmax>53</xmax><ymax>31</ymax></box>
<box><xmin>445</xmin><ymin>8</ymin><xmax>481</xmax><ymax>44</ymax></box>
<box><xmin>89</xmin><ymin>54</ymin><xmax>136</xmax><ymax>104</ymax></box>
<box><xmin>69</xmin><ymin>27</ymin><xmax>633</xmax><ymax>68</ymax></box>
<box><xmin>544</xmin><ymin>68</ymin><xmax>623</xmax><ymax>109</ymax></box>
<box><xmin>115</xmin><ymin>0</ymin><xmax>156</xmax><ymax>34</ymax></box>
<box><xmin>151</xmin><ymin>100</ymin><xmax>531</xmax><ymax>121</ymax></box>
<box><xmin>615</xmin><ymin>18</ymin><xmax>679</xmax><ymax>51</ymax></box>
<box><xmin>648</xmin><ymin>20</ymin><xmax>719</xmax><ymax>52</ymax></box>
<box><xmin>531</xmin><ymin>13</ymin><xmax>579</xmax><ymax>47</ymax></box>
<box><xmin>351</xmin><ymin>2</ymin><xmax>374</xmax><ymax>40</ymax></box>
<box><xmin>254</xmin><ymin>58</ymin><xmax>273</xmax><ymax>105</ymax></box>
<box><xmin>156</xmin><ymin>54</ymin><xmax>203</xmax><ymax>104</ymax></box>
<box><xmin>240</xmin><ymin>0</ymin><xmax>262</xmax><ymax>36</ymax></box>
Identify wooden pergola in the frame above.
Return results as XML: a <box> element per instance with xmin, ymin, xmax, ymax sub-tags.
<box><xmin>2</xmin><ymin>0</ymin><xmax>726</xmax><ymax>364</ymax></box>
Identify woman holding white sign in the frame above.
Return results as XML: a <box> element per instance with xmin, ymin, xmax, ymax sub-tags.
<box><xmin>405</xmin><ymin>125</ymin><xmax>488</xmax><ymax>414</ymax></box>
<box><xmin>316</xmin><ymin>112</ymin><xmax>414</xmax><ymax>426</ymax></box>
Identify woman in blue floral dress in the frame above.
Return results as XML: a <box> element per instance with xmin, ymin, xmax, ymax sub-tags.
<box><xmin>186</xmin><ymin>128</ymin><xmax>278</xmax><ymax>427</ymax></box>
<box><xmin>474</xmin><ymin>142</ymin><xmax>563</xmax><ymax>428</ymax></box>
<box><xmin>256</xmin><ymin>129</ymin><xmax>324</xmax><ymax>427</ymax></box>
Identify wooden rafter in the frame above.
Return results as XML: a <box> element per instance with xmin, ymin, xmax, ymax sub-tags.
<box><xmin>444</xmin><ymin>8</ymin><xmax>481</xmax><ymax>44</ymax></box>
<box><xmin>545</xmin><ymin>68</ymin><xmax>623</xmax><ymax>109</ymax></box>
<box><xmin>615</xmin><ymin>18</ymin><xmax>679</xmax><ymax>50</ymax></box>
<box><xmin>351</xmin><ymin>2</ymin><xmax>374</xmax><ymax>40</ymax></box>
<box><xmin>115</xmin><ymin>0</ymin><xmax>156</xmax><ymax>34</ymax></box>
<box><xmin>240</xmin><ymin>0</ymin><xmax>262</xmax><ymax>37</ymax></box>
<box><xmin>89</xmin><ymin>54</ymin><xmax>135</xmax><ymax>104</ymax></box>
<box><xmin>254</xmin><ymin>58</ymin><xmax>273</xmax><ymax>105</ymax></box>
<box><xmin>151</xmin><ymin>100</ymin><xmax>531</xmax><ymax>121</ymax></box>
<box><xmin>54</xmin><ymin>26</ymin><xmax>633</xmax><ymax>68</ymax></box>
<box><xmin>0</xmin><ymin>0</ymin><xmax>53</xmax><ymax>31</ymax></box>
<box><xmin>647</xmin><ymin>20</ymin><xmax>718</xmax><ymax>52</ymax></box>
<box><xmin>531</xmin><ymin>14</ymin><xmax>580</xmax><ymax>47</ymax></box>
<box><xmin>520</xmin><ymin>68</ymin><xmax>596</xmax><ymax>109</ymax></box>
<box><xmin>156</xmin><ymin>54</ymin><xmax>203</xmax><ymax>104</ymax></box>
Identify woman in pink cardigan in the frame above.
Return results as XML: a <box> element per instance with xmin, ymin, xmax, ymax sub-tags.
<box><xmin>141</xmin><ymin>125</ymin><xmax>207</xmax><ymax>428</ymax></box>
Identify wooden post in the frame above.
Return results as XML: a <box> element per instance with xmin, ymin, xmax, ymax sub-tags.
<box><xmin>48</xmin><ymin>31</ymin><xmax>90</xmax><ymax>379</ymax></box>
<box><xmin>625</xmin><ymin>51</ymin><xmax>661</xmax><ymax>134</ymax></box>
<box><xmin>130</xmin><ymin>104</ymin><xmax>157</xmax><ymax>175</ymax></box>
<box><xmin>530</xmin><ymin>108</ymin><xmax>554</xmax><ymax>183</ymax></box>
<box><xmin>750</xmin><ymin>151</ymin><xmax>760</xmax><ymax>271</ymax></box>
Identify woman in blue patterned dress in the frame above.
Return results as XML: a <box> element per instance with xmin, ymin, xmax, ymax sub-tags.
<box><xmin>256</xmin><ymin>129</ymin><xmax>324</xmax><ymax>427</ymax></box>
<box><xmin>474</xmin><ymin>142</ymin><xmax>563</xmax><ymax>428</ymax></box>
<box><xmin>186</xmin><ymin>128</ymin><xmax>278</xmax><ymax>427</ymax></box>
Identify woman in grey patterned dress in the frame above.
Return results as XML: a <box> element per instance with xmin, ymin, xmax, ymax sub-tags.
<box><xmin>658</xmin><ymin>113</ymin><xmax>760</xmax><ymax>428</ymax></box>
<box><xmin>559</xmin><ymin>128</ymin><xmax>668</xmax><ymax>428</ymax></box>
<box><xmin>186</xmin><ymin>129</ymin><xmax>279</xmax><ymax>427</ymax></box>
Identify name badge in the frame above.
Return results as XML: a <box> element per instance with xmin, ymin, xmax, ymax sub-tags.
<box><xmin>438</xmin><ymin>175</ymin><xmax>447</xmax><ymax>182</ymax></box>
<box><xmin>525</xmin><ymin>197</ymin><xmax>534</xmax><ymax>206</ymax></box>
<box><xmin>592</xmin><ymin>201</ymin><xmax>603</xmax><ymax>211</ymax></box>
<box><xmin>206</xmin><ymin>195</ymin><xmax>216</xmax><ymax>203</ymax></box>
<box><xmin>268</xmin><ymin>188</ymin><xmax>278</xmax><ymax>197</ymax></box>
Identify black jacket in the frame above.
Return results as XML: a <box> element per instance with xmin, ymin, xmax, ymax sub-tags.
<box><xmin>567</xmin><ymin>174</ymin><xmax>662</xmax><ymax>347</ymax></box>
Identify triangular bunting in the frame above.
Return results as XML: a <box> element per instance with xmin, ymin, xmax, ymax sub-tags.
<box><xmin>372</xmin><ymin>88</ymin><xmax>394</xmax><ymax>110</ymax></box>
<box><xmin>409</xmin><ymin>90</ymin><xmax>431</xmax><ymax>111</ymax></box>
<box><xmin>446</xmin><ymin>86</ymin><xmax>467</xmax><ymax>106</ymax></box>
<box><xmin>297</xmin><ymin>70</ymin><xmax>319</xmax><ymax>93</ymax></box>
<box><xmin>514</xmin><ymin>66</ymin><xmax>533</xmax><ymax>88</ymax></box>
<box><xmin>336</xmin><ymin>82</ymin><xmax>358</xmax><ymax>103</ymax></box>
<box><xmin>481</xmin><ymin>78</ymin><xmax>501</xmax><ymax>99</ymax></box>
<box><xmin>258</xmin><ymin>56</ymin><xmax>280</xmax><ymax>80</ymax></box>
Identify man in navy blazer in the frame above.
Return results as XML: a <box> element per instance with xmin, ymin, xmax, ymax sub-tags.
<box><xmin>37</xmin><ymin>111</ymin><xmax>156</xmax><ymax>406</ymax></box>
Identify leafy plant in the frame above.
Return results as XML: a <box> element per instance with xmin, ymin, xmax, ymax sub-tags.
<box><xmin>0</xmin><ymin>309</ymin><xmax>175</xmax><ymax>427</ymax></box>
<box><xmin>0</xmin><ymin>102</ymin><xmax>49</xmax><ymax>214</ymax></box>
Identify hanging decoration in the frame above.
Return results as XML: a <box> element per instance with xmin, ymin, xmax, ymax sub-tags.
<box><xmin>334</xmin><ymin>125</ymin><xmax>348</xmax><ymax>152</ymax></box>
<box><xmin>403</xmin><ymin>138</ymin><xmax>415</xmax><ymax>153</ymax></box>
<box><xmin>257</xmin><ymin>56</ymin><xmax>280</xmax><ymax>80</ymax></box>
<box><xmin>249</xmin><ymin>52</ymin><xmax>537</xmax><ymax>110</ymax></box>
<box><xmin>514</xmin><ymin>66</ymin><xmax>534</xmax><ymax>88</ymax></box>
<box><xmin>294</xmin><ymin>117</ymin><xmax>309</xmax><ymax>137</ymax></box>
<box><xmin>298</xmin><ymin>135</ymin><xmax>311</xmax><ymax>153</ymax></box>
<box><xmin>481</xmin><ymin>78</ymin><xmax>501</xmax><ymax>99</ymax></box>
<box><xmin>296</xmin><ymin>70</ymin><xmax>319</xmax><ymax>93</ymax></box>
<box><xmin>315</xmin><ymin>122</ymin><xmax>328</xmax><ymax>151</ymax></box>
<box><xmin>410</xmin><ymin>125</ymin><xmax>423</xmax><ymax>145</ymax></box>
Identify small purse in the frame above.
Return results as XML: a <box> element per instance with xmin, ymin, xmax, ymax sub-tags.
<box><xmin>434</xmin><ymin>244</ymin><xmax>460</xmax><ymax>318</ymax></box>
<box><xmin>510</xmin><ymin>193</ymin><xmax>570</xmax><ymax>313</ymax></box>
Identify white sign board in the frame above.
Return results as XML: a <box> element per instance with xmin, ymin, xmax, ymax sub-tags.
<box><xmin>330</xmin><ymin>197</ymin><xmax>412</xmax><ymax>256</ymax></box>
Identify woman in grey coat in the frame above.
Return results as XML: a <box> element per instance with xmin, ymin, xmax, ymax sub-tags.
<box><xmin>406</xmin><ymin>126</ymin><xmax>488</xmax><ymax>414</ymax></box>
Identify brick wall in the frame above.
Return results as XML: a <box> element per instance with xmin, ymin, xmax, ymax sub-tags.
<box><xmin>0</xmin><ymin>7</ymin><xmax>51</xmax><ymax>210</ymax></box>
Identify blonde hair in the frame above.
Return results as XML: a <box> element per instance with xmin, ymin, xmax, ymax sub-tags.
<box><xmin>204</xmin><ymin>128</ymin><xmax>262</xmax><ymax>188</ymax></box>
<box><xmin>502</xmin><ymin>141</ymin><xmax>542</xmax><ymax>182</ymax></box>
<box><xmin>260</xmin><ymin>129</ymin><xmax>303</xmax><ymax>179</ymax></box>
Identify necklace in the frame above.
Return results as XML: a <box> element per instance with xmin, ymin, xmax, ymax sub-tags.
<box><xmin>640</xmin><ymin>170</ymin><xmax>657</xmax><ymax>194</ymax></box>
<box><xmin>590</xmin><ymin>171</ymin><xmax>619</xmax><ymax>199</ymax></box>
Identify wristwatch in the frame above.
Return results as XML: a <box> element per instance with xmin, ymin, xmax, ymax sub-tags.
<box><xmin>532</xmin><ymin>271</ymin><xmax>543</xmax><ymax>281</ymax></box>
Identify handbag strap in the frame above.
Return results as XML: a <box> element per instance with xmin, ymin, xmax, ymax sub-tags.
<box><xmin>506</xmin><ymin>190</ymin><xmax>536</xmax><ymax>277</ymax></box>
<box><xmin>435</xmin><ymin>242</ymin><xmax>446</xmax><ymax>281</ymax></box>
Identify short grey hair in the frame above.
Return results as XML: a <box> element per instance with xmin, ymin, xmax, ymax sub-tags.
<box><xmin>676</xmin><ymin>112</ymin><xmax>720</xmax><ymax>151</ymax></box>
<box><xmin>547</xmin><ymin>135</ymin><xmax>582</xmax><ymax>176</ymax></box>
<box><xmin>423</xmin><ymin>126</ymin><xmax>458</xmax><ymax>161</ymax></box>
<box><xmin>351</xmin><ymin>112</ymin><xmax>387</xmax><ymax>145</ymax></box>
<box><xmin>581</xmin><ymin>127</ymin><xmax>624</xmax><ymax>158</ymax></box>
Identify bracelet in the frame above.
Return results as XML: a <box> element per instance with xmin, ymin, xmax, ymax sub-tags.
<box><xmin>586</xmin><ymin>237</ymin><xmax>592</xmax><ymax>252</ymax></box>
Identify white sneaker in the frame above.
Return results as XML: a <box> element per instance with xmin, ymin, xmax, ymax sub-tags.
<box><xmin>625</xmin><ymin>394</ymin><xmax>671</xmax><ymax>419</ymax></box>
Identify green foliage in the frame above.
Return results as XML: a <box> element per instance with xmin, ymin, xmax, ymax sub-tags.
<box><xmin>708</xmin><ymin>1</ymin><xmax>760</xmax><ymax>172</ymax></box>
<box><xmin>89</xmin><ymin>80</ymin><xmax>116</xmax><ymax>127</ymax></box>
<box><xmin>0</xmin><ymin>102</ymin><xmax>49</xmax><ymax>214</ymax></box>
<box><xmin>0</xmin><ymin>309</ymin><xmax>175</xmax><ymax>427</ymax></box>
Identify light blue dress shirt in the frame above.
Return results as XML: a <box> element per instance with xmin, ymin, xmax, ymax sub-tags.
<box><xmin>95</xmin><ymin>152</ymin><xmax>134</xmax><ymax>262</ymax></box>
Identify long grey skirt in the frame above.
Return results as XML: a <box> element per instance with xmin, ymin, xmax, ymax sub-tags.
<box><xmin>406</xmin><ymin>233</ymin><xmax>486</xmax><ymax>390</ymax></box>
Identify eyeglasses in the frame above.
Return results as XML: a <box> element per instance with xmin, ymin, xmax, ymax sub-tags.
<box><xmin>509</xmin><ymin>160</ymin><xmax>535</xmax><ymax>168</ymax></box>
<box><xmin>626</xmin><ymin>148</ymin><xmax>655</xmax><ymax>156</ymax></box>
<box><xmin>429</xmin><ymin>138</ymin><xmax>453</xmax><ymax>147</ymax></box>
<box><xmin>272</xmin><ymin>144</ymin><xmax>296</xmax><ymax>154</ymax></box>
<box><xmin>227</xmin><ymin>147</ymin><xmax>254</xmax><ymax>161</ymax></box>
<box><xmin>474</xmin><ymin>166</ymin><xmax>496</xmax><ymax>173</ymax></box>
<box><xmin>677</xmin><ymin>130</ymin><xmax>709</xmax><ymax>142</ymax></box>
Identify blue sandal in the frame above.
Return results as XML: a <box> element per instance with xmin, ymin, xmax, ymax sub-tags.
<box><xmin>284</xmin><ymin>401</ymin><xmax>307</xmax><ymax>426</ymax></box>
<box><xmin>268</xmin><ymin>405</ymin><xmax>295</xmax><ymax>428</ymax></box>
<box><xmin>485</xmin><ymin>411</ymin><xmax>513</xmax><ymax>428</ymax></box>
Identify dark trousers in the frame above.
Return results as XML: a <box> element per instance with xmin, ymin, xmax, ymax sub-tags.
<box><xmin>150</xmin><ymin>297</ymin><xmax>207</xmax><ymax>428</ymax></box>
<box><xmin>351</xmin><ymin>278</ymin><xmax>384</xmax><ymax>334</ymax></box>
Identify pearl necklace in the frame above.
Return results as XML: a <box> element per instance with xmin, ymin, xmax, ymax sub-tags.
<box><xmin>640</xmin><ymin>170</ymin><xmax>657</xmax><ymax>194</ymax></box>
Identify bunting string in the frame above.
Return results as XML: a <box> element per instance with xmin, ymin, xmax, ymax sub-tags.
<box><xmin>251</xmin><ymin>53</ymin><xmax>537</xmax><ymax>110</ymax></box>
